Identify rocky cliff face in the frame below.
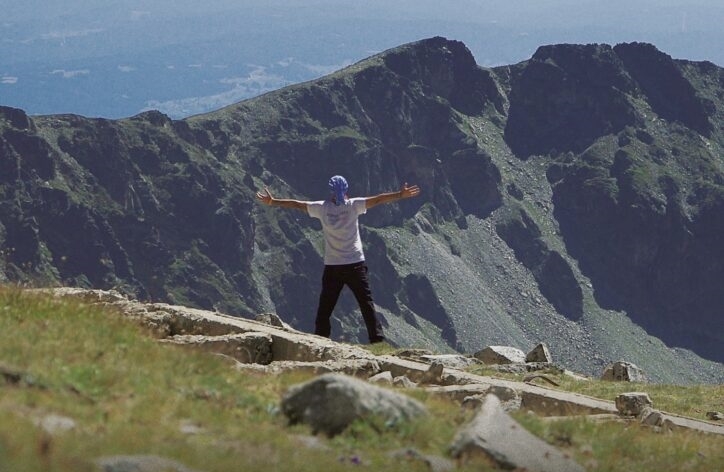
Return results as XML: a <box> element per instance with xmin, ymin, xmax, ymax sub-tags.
<box><xmin>1</xmin><ymin>37</ymin><xmax>722</xmax><ymax>383</ymax></box>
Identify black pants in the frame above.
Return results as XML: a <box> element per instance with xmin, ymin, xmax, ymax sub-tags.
<box><xmin>314</xmin><ymin>262</ymin><xmax>385</xmax><ymax>343</ymax></box>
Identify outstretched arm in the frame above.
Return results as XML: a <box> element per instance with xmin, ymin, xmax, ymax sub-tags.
<box><xmin>256</xmin><ymin>187</ymin><xmax>309</xmax><ymax>212</ymax></box>
<box><xmin>365</xmin><ymin>183</ymin><xmax>421</xmax><ymax>209</ymax></box>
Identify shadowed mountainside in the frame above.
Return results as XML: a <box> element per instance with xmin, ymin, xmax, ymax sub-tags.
<box><xmin>1</xmin><ymin>37</ymin><xmax>723</xmax><ymax>383</ymax></box>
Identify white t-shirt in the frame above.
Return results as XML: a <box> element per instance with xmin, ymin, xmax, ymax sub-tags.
<box><xmin>307</xmin><ymin>198</ymin><xmax>367</xmax><ymax>265</ymax></box>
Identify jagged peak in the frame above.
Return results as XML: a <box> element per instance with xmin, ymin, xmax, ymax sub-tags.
<box><xmin>348</xmin><ymin>36</ymin><xmax>502</xmax><ymax>115</ymax></box>
<box><xmin>373</xmin><ymin>36</ymin><xmax>480</xmax><ymax>83</ymax></box>
<box><xmin>528</xmin><ymin>42</ymin><xmax>635</xmax><ymax>92</ymax></box>
<box><xmin>129</xmin><ymin>109</ymin><xmax>173</xmax><ymax>127</ymax></box>
<box><xmin>0</xmin><ymin>105</ymin><xmax>33</xmax><ymax>131</ymax></box>
<box><xmin>613</xmin><ymin>41</ymin><xmax>714</xmax><ymax>134</ymax></box>
<box><xmin>532</xmin><ymin>42</ymin><xmax>616</xmax><ymax>61</ymax></box>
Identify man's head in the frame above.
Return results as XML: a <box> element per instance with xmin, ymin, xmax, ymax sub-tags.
<box><xmin>328</xmin><ymin>175</ymin><xmax>348</xmax><ymax>206</ymax></box>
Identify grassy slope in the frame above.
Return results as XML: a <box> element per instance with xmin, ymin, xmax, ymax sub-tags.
<box><xmin>0</xmin><ymin>288</ymin><xmax>722</xmax><ymax>471</ymax></box>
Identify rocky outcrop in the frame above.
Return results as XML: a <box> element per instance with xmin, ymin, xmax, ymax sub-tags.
<box><xmin>161</xmin><ymin>332</ymin><xmax>274</xmax><ymax>364</ymax></box>
<box><xmin>504</xmin><ymin>43</ymin><xmax>639</xmax><ymax>158</ymax></box>
<box><xmin>613</xmin><ymin>42</ymin><xmax>714</xmax><ymax>136</ymax></box>
<box><xmin>41</xmin><ymin>287</ymin><xmax>724</xmax><ymax>439</ymax></box>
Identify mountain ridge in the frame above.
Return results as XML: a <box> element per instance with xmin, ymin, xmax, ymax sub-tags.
<box><xmin>1</xmin><ymin>36</ymin><xmax>722</xmax><ymax>383</ymax></box>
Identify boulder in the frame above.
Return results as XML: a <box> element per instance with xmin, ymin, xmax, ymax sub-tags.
<box><xmin>602</xmin><ymin>361</ymin><xmax>646</xmax><ymax>382</ymax></box>
<box><xmin>473</xmin><ymin>346</ymin><xmax>526</xmax><ymax>365</ymax></box>
<box><xmin>526</xmin><ymin>343</ymin><xmax>553</xmax><ymax>363</ymax></box>
<box><xmin>615</xmin><ymin>392</ymin><xmax>653</xmax><ymax>416</ymax></box>
<box><xmin>450</xmin><ymin>394</ymin><xmax>584</xmax><ymax>472</ymax></box>
<box><xmin>281</xmin><ymin>373</ymin><xmax>427</xmax><ymax>436</ymax></box>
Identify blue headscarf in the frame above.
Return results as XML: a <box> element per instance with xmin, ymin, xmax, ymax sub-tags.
<box><xmin>329</xmin><ymin>175</ymin><xmax>348</xmax><ymax>206</ymax></box>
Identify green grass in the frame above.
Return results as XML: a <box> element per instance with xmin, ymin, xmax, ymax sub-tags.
<box><xmin>1</xmin><ymin>287</ymin><xmax>722</xmax><ymax>471</ymax></box>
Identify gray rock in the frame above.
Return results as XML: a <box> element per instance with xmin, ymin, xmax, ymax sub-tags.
<box><xmin>393</xmin><ymin>349</ymin><xmax>435</xmax><ymax>360</ymax></box>
<box><xmin>369</xmin><ymin>371</ymin><xmax>394</xmax><ymax>385</ymax></box>
<box><xmin>450</xmin><ymin>394</ymin><xmax>584</xmax><ymax>472</ymax></box>
<box><xmin>462</xmin><ymin>386</ymin><xmax>522</xmax><ymax>412</ymax></box>
<box><xmin>526</xmin><ymin>343</ymin><xmax>553</xmax><ymax>363</ymax></box>
<box><xmin>392</xmin><ymin>375</ymin><xmax>417</xmax><ymax>389</ymax></box>
<box><xmin>33</xmin><ymin>414</ymin><xmax>76</xmax><ymax>434</ymax></box>
<box><xmin>473</xmin><ymin>346</ymin><xmax>526</xmax><ymax>365</ymax></box>
<box><xmin>493</xmin><ymin>362</ymin><xmax>558</xmax><ymax>374</ymax></box>
<box><xmin>419</xmin><ymin>361</ymin><xmax>445</xmax><ymax>385</ymax></box>
<box><xmin>615</xmin><ymin>392</ymin><xmax>653</xmax><ymax>416</ymax></box>
<box><xmin>95</xmin><ymin>455</ymin><xmax>201</xmax><ymax>472</ymax></box>
<box><xmin>161</xmin><ymin>332</ymin><xmax>273</xmax><ymax>365</ymax></box>
<box><xmin>419</xmin><ymin>354</ymin><xmax>479</xmax><ymax>370</ymax></box>
<box><xmin>281</xmin><ymin>373</ymin><xmax>428</xmax><ymax>436</ymax></box>
<box><xmin>254</xmin><ymin>312</ymin><xmax>286</xmax><ymax>328</ymax></box>
<box><xmin>601</xmin><ymin>361</ymin><xmax>646</xmax><ymax>382</ymax></box>
<box><xmin>389</xmin><ymin>448</ymin><xmax>455</xmax><ymax>472</ymax></box>
<box><xmin>178</xmin><ymin>420</ymin><xmax>204</xmax><ymax>435</ymax></box>
<box><xmin>639</xmin><ymin>407</ymin><xmax>665</xmax><ymax>427</ymax></box>
<box><xmin>563</xmin><ymin>370</ymin><xmax>590</xmax><ymax>381</ymax></box>
<box><xmin>292</xmin><ymin>434</ymin><xmax>331</xmax><ymax>451</ymax></box>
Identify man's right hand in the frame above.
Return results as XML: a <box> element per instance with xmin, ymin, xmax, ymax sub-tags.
<box><xmin>256</xmin><ymin>187</ymin><xmax>274</xmax><ymax>205</ymax></box>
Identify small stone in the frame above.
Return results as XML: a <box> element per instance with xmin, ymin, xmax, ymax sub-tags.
<box><xmin>389</xmin><ymin>448</ymin><xmax>455</xmax><ymax>472</ymax></box>
<box><xmin>639</xmin><ymin>407</ymin><xmax>664</xmax><ymax>427</ymax></box>
<box><xmin>33</xmin><ymin>414</ymin><xmax>76</xmax><ymax>434</ymax></box>
<box><xmin>179</xmin><ymin>420</ymin><xmax>204</xmax><ymax>435</ymax></box>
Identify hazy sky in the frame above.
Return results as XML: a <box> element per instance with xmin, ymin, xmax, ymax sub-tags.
<box><xmin>2</xmin><ymin>1</ymin><xmax>723</xmax><ymax>118</ymax></box>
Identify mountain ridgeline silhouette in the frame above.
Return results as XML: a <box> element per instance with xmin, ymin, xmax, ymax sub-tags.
<box><xmin>1</xmin><ymin>37</ymin><xmax>722</xmax><ymax>382</ymax></box>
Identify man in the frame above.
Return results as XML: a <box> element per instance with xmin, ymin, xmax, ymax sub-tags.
<box><xmin>256</xmin><ymin>175</ymin><xmax>421</xmax><ymax>343</ymax></box>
